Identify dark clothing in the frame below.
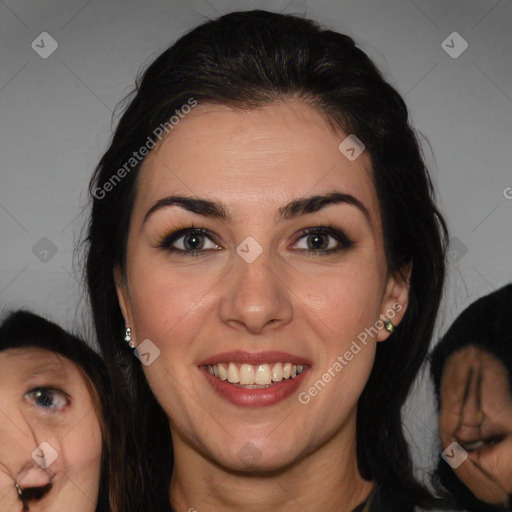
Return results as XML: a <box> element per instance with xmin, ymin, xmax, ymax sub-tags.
<box><xmin>352</xmin><ymin>485</ymin><xmax>415</xmax><ymax>512</ymax></box>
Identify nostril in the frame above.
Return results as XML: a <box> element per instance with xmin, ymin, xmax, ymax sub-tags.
<box><xmin>22</xmin><ymin>482</ymin><xmax>53</xmax><ymax>502</ymax></box>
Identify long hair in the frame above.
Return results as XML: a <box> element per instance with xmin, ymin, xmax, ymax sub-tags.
<box><xmin>0</xmin><ymin>310</ymin><xmax>136</xmax><ymax>512</ymax></box>
<box><xmin>85</xmin><ymin>10</ymin><xmax>448</xmax><ymax>510</ymax></box>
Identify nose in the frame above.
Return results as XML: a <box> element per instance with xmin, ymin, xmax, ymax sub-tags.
<box><xmin>219</xmin><ymin>247</ymin><xmax>293</xmax><ymax>334</ymax></box>
<box><xmin>458</xmin><ymin>364</ymin><xmax>485</xmax><ymax>440</ymax></box>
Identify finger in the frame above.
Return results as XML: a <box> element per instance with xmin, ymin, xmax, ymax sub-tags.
<box><xmin>468</xmin><ymin>457</ymin><xmax>510</xmax><ymax>507</ymax></box>
<box><xmin>0</xmin><ymin>479</ymin><xmax>25</xmax><ymax>512</ymax></box>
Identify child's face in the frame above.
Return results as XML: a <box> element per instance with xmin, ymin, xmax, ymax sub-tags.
<box><xmin>0</xmin><ymin>348</ymin><xmax>102</xmax><ymax>511</ymax></box>
<box><xmin>439</xmin><ymin>345</ymin><xmax>512</xmax><ymax>506</ymax></box>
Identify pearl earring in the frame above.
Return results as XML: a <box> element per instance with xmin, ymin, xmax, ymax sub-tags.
<box><xmin>124</xmin><ymin>327</ymin><xmax>135</xmax><ymax>348</ymax></box>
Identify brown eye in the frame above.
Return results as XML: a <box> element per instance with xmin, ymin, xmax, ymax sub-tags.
<box><xmin>293</xmin><ymin>226</ymin><xmax>354</xmax><ymax>254</ymax></box>
<box><xmin>306</xmin><ymin>232</ymin><xmax>330</xmax><ymax>250</ymax></box>
<box><xmin>181</xmin><ymin>232</ymin><xmax>205</xmax><ymax>250</ymax></box>
<box><xmin>158</xmin><ymin>227</ymin><xmax>221</xmax><ymax>255</ymax></box>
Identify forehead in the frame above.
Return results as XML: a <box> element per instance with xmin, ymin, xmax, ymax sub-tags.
<box><xmin>445</xmin><ymin>345</ymin><xmax>505</xmax><ymax>369</ymax></box>
<box><xmin>134</xmin><ymin>100</ymin><xmax>380</xmax><ymax>223</ymax></box>
<box><xmin>0</xmin><ymin>348</ymin><xmax>77</xmax><ymax>381</ymax></box>
<box><xmin>441</xmin><ymin>345</ymin><xmax>510</xmax><ymax>390</ymax></box>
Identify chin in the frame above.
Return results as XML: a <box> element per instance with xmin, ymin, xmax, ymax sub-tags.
<box><xmin>210</xmin><ymin>444</ymin><xmax>302</xmax><ymax>474</ymax></box>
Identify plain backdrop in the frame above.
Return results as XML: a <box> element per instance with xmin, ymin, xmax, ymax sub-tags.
<box><xmin>1</xmin><ymin>0</ymin><xmax>511</xmax><ymax>504</ymax></box>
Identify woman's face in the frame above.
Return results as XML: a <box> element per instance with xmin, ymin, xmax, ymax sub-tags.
<box><xmin>439</xmin><ymin>345</ymin><xmax>512</xmax><ymax>505</ymax></box>
<box><xmin>116</xmin><ymin>100</ymin><xmax>409</xmax><ymax>472</ymax></box>
<box><xmin>0</xmin><ymin>348</ymin><xmax>102</xmax><ymax>511</ymax></box>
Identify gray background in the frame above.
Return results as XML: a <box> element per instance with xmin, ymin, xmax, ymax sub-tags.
<box><xmin>1</xmin><ymin>0</ymin><xmax>511</xmax><ymax>502</ymax></box>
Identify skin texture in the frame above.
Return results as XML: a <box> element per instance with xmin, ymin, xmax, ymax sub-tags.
<box><xmin>116</xmin><ymin>100</ymin><xmax>410</xmax><ymax>512</ymax></box>
<box><xmin>439</xmin><ymin>345</ymin><xmax>512</xmax><ymax>506</ymax></box>
<box><xmin>0</xmin><ymin>348</ymin><xmax>102</xmax><ymax>511</ymax></box>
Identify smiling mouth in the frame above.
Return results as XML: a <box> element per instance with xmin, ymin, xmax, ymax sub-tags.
<box><xmin>203</xmin><ymin>362</ymin><xmax>307</xmax><ymax>388</ymax></box>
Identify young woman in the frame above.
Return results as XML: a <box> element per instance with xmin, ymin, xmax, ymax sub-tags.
<box><xmin>85</xmin><ymin>10</ymin><xmax>448</xmax><ymax>512</ymax></box>
<box><xmin>0</xmin><ymin>310</ymin><xmax>136</xmax><ymax>512</ymax></box>
<box><xmin>431</xmin><ymin>284</ymin><xmax>512</xmax><ymax>511</ymax></box>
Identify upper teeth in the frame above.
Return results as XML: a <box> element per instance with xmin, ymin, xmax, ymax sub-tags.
<box><xmin>206</xmin><ymin>362</ymin><xmax>305</xmax><ymax>385</ymax></box>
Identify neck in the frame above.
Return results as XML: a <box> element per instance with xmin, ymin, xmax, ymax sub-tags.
<box><xmin>169</xmin><ymin>412</ymin><xmax>374</xmax><ymax>512</ymax></box>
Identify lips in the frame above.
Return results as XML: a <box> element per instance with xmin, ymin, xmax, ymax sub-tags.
<box><xmin>197</xmin><ymin>350</ymin><xmax>311</xmax><ymax>366</ymax></box>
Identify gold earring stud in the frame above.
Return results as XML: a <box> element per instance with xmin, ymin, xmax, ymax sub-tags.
<box><xmin>384</xmin><ymin>320</ymin><xmax>395</xmax><ymax>333</ymax></box>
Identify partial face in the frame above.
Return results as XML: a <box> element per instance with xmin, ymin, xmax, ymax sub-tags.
<box><xmin>439</xmin><ymin>345</ymin><xmax>512</xmax><ymax>505</ymax></box>
<box><xmin>0</xmin><ymin>348</ymin><xmax>102</xmax><ymax>511</ymax></box>
<box><xmin>117</xmin><ymin>100</ymin><xmax>409</xmax><ymax>472</ymax></box>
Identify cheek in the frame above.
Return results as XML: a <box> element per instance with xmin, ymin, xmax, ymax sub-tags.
<box><xmin>62</xmin><ymin>413</ymin><xmax>102</xmax><ymax>473</ymax></box>
<box><xmin>320</xmin><ymin>344</ymin><xmax>376</xmax><ymax>402</ymax></box>
<box><xmin>301</xmin><ymin>269</ymin><xmax>385</xmax><ymax>342</ymax></box>
<box><xmin>128</xmin><ymin>257</ymin><xmax>217</xmax><ymax>341</ymax></box>
<box><xmin>294</xmin><ymin>275</ymin><xmax>382</xmax><ymax>417</ymax></box>
<box><xmin>0</xmin><ymin>403</ymin><xmax>31</xmax><ymax>464</ymax></box>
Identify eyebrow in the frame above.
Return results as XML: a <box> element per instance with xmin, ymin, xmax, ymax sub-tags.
<box><xmin>143</xmin><ymin>191</ymin><xmax>371</xmax><ymax>225</ymax></box>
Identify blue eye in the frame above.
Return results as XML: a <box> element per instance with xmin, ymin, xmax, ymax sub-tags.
<box><xmin>24</xmin><ymin>387</ymin><xmax>69</xmax><ymax>412</ymax></box>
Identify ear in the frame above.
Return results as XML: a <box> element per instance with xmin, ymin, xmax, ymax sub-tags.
<box><xmin>376</xmin><ymin>263</ymin><xmax>412</xmax><ymax>342</ymax></box>
<box><xmin>114</xmin><ymin>265</ymin><xmax>135</xmax><ymax>336</ymax></box>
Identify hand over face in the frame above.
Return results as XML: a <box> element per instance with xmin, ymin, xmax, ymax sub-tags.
<box><xmin>0</xmin><ymin>348</ymin><xmax>102</xmax><ymax>511</ymax></box>
<box><xmin>439</xmin><ymin>345</ymin><xmax>512</xmax><ymax>506</ymax></box>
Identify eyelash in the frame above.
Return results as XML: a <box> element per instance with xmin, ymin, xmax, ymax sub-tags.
<box><xmin>157</xmin><ymin>223</ymin><xmax>355</xmax><ymax>257</ymax></box>
<box><xmin>24</xmin><ymin>386</ymin><xmax>70</xmax><ymax>413</ymax></box>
